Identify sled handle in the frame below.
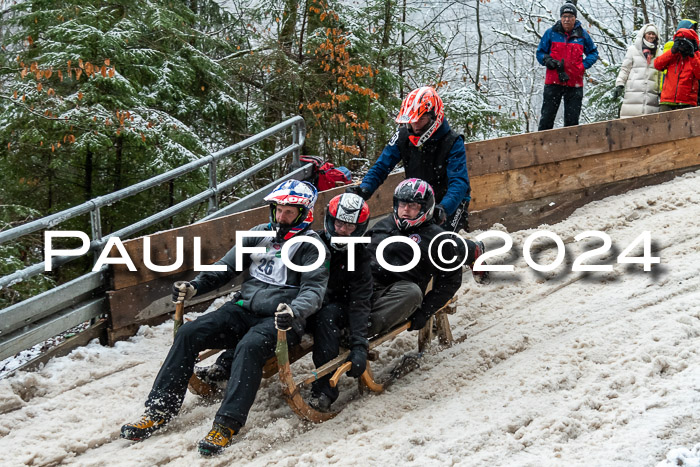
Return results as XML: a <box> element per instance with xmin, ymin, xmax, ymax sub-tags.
<box><xmin>173</xmin><ymin>300</ymin><xmax>185</xmax><ymax>337</ymax></box>
<box><xmin>329</xmin><ymin>362</ymin><xmax>352</xmax><ymax>388</ymax></box>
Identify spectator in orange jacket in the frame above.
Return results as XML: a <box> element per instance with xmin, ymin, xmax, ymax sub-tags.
<box><xmin>654</xmin><ymin>27</ymin><xmax>700</xmax><ymax>111</ymax></box>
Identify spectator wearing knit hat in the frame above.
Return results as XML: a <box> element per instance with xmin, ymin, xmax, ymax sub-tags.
<box><xmin>536</xmin><ymin>2</ymin><xmax>599</xmax><ymax>130</ymax></box>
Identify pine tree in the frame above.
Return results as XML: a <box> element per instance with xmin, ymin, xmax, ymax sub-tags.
<box><xmin>0</xmin><ymin>0</ymin><xmax>247</xmax><ymax>231</ymax></box>
<box><xmin>222</xmin><ymin>0</ymin><xmax>438</xmax><ymax>167</ymax></box>
<box><xmin>0</xmin><ymin>0</ymin><xmax>248</xmax><ymax>294</ymax></box>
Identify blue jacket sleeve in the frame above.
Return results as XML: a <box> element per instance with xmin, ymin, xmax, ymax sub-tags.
<box><xmin>439</xmin><ymin>136</ymin><xmax>470</xmax><ymax>214</ymax></box>
<box><xmin>359</xmin><ymin>129</ymin><xmax>402</xmax><ymax>194</ymax></box>
<box><xmin>536</xmin><ymin>29</ymin><xmax>552</xmax><ymax>66</ymax></box>
<box><xmin>582</xmin><ymin>31</ymin><xmax>599</xmax><ymax>69</ymax></box>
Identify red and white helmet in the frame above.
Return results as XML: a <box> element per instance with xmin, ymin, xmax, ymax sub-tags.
<box><xmin>395</xmin><ymin>86</ymin><xmax>444</xmax><ymax>147</ymax></box>
<box><xmin>393</xmin><ymin>178</ymin><xmax>435</xmax><ymax>231</ymax></box>
<box><xmin>324</xmin><ymin>193</ymin><xmax>370</xmax><ymax>250</ymax></box>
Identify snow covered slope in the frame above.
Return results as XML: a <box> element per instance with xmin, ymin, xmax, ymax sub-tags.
<box><xmin>1</xmin><ymin>170</ymin><xmax>700</xmax><ymax>466</ymax></box>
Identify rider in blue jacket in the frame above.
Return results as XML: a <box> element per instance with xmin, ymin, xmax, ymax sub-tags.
<box><xmin>348</xmin><ymin>86</ymin><xmax>471</xmax><ymax>233</ymax></box>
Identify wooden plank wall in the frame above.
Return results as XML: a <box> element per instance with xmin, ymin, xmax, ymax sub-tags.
<box><xmin>107</xmin><ymin>107</ymin><xmax>700</xmax><ymax>340</ymax></box>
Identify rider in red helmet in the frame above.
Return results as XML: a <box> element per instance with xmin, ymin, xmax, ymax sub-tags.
<box><xmin>305</xmin><ymin>193</ymin><xmax>374</xmax><ymax>412</ymax></box>
<box><xmin>347</xmin><ymin>86</ymin><xmax>471</xmax><ymax>233</ymax></box>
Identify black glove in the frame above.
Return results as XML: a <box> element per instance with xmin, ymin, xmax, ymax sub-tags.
<box><xmin>544</xmin><ymin>56</ymin><xmax>560</xmax><ymax>70</ymax></box>
<box><xmin>672</xmin><ymin>42</ymin><xmax>680</xmax><ymax>55</ymax></box>
<box><xmin>433</xmin><ymin>204</ymin><xmax>447</xmax><ymax>225</ymax></box>
<box><xmin>345</xmin><ymin>184</ymin><xmax>372</xmax><ymax>200</ymax></box>
<box><xmin>408</xmin><ymin>311</ymin><xmax>430</xmax><ymax>331</ymax></box>
<box><xmin>557</xmin><ymin>59</ymin><xmax>570</xmax><ymax>82</ymax></box>
<box><xmin>172</xmin><ymin>281</ymin><xmax>196</xmax><ymax>303</ymax></box>
<box><xmin>274</xmin><ymin>303</ymin><xmax>297</xmax><ymax>331</ymax></box>
<box><xmin>345</xmin><ymin>345</ymin><xmax>368</xmax><ymax>378</ymax></box>
<box><xmin>613</xmin><ymin>85</ymin><xmax>625</xmax><ymax>99</ymax></box>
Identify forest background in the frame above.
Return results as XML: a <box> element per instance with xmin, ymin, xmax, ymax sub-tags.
<box><xmin>0</xmin><ymin>0</ymin><xmax>697</xmax><ymax>306</ymax></box>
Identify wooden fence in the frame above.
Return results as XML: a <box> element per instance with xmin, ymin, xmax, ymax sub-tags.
<box><xmin>107</xmin><ymin>108</ymin><xmax>700</xmax><ymax>343</ymax></box>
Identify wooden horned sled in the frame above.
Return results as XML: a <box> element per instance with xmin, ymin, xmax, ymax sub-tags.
<box><xmin>174</xmin><ymin>296</ymin><xmax>458</xmax><ymax>423</ymax></box>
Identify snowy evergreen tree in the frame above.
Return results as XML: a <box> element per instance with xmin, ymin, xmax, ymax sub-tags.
<box><xmin>0</xmin><ymin>0</ymin><xmax>247</xmax><ymax>230</ymax></box>
<box><xmin>0</xmin><ymin>0</ymin><xmax>249</xmax><ymax>294</ymax></box>
<box><xmin>442</xmin><ymin>86</ymin><xmax>520</xmax><ymax>142</ymax></box>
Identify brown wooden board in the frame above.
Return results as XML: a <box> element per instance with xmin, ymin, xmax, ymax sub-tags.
<box><xmin>106</xmin><ymin>315</ymin><xmax>171</xmax><ymax>346</ymax></box>
<box><xmin>107</xmin><ymin>108</ymin><xmax>700</xmax><ymax>290</ymax></box>
<box><xmin>110</xmin><ymin>208</ymin><xmax>267</xmax><ymax>290</ymax></box>
<box><xmin>465</xmin><ymin>107</ymin><xmax>700</xmax><ymax>176</ymax></box>
<box><xmin>108</xmin><ymin>179</ymin><xmax>402</xmax><ymax>330</ymax></box>
<box><xmin>111</xmin><ymin>177</ymin><xmax>404</xmax><ymax>291</ymax></box>
<box><xmin>107</xmin><ymin>112</ymin><xmax>700</xmax><ymax>336</ymax></box>
<box><xmin>108</xmin><ymin>271</ymin><xmax>239</xmax><ymax>330</ymax></box>
<box><xmin>469</xmin><ymin>136</ymin><xmax>700</xmax><ymax>211</ymax></box>
<box><xmin>470</xmin><ymin>165</ymin><xmax>700</xmax><ymax>232</ymax></box>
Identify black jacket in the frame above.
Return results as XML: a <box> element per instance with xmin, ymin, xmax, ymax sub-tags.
<box><xmin>367</xmin><ymin>216</ymin><xmax>462</xmax><ymax>319</ymax></box>
<box><xmin>317</xmin><ymin>231</ymin><xmax>373</xmax><ymax>348</ymax></box>
<box><xmin>395</xmin><ymin>125</ymin><xmax>461</xmax><ymax>204</ymax></box>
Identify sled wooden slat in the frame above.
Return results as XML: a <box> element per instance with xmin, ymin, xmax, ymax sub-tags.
<box><xmin>329</xmin><ymin>362</ymin><xmax>352</xmax><ymax>388</ymax></box>
<box><xmin>262</xmin><ymin>338</ymin><xmax>315</xmax><ymax>378</ymax></box>
<box><xmin>275</xmin><ymin>329</ymin><xmax>337</xmax><ymax>423</ymax></box>
<box><xmin>360</xmin><ymin>362</ymin><xmax>384</xmax><ymax>393</ymax></box>
<box><xmin>436</xmin><ymin>313</ymin><xmax>454</xmax><ymax>347</ymax></box>
<box><xmin>298</xmin><ymin>321</ymin><xmax>411</xmax><ymax>388</ymax></box>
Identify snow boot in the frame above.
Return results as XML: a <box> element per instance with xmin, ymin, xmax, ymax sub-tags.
<box><xmin>470</xmin><ymin>240</ymin><xmax>490</xmax><ymax>284</ymax></box>
<box><xmin>194</xmin><ymin>362</ymin><xmax>229</xmax><ymax>385</ymax></box>
<box><xmin>120</xmin><ymin>411</ymin><xmax>170</xmax><ymax>441</ymax></box>
<box><xmin>198</xmin><ymin>422</ymin><xmax>238</xmax><ymax>456</ymax></box>
<box><xmin>308</xmin><ymin>392</ymin><xmax>333</xmax><ymax>413</ymax></box>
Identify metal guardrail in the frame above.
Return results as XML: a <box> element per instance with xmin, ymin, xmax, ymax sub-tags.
<box><xmin>0</xmin><ymin>116</ymin><xmax>306</xmax><ymax>289</ymax></box>
<box><xmin>0</xmin><ymin>117</ymin><xmax>307</xmax><ymax>362</ymax></box>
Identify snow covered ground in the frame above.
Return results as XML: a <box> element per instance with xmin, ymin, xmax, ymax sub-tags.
<box><xmin>1</xmin><ymin>170</ymin><xmax>700</xmax><ymax>466</ymax></box>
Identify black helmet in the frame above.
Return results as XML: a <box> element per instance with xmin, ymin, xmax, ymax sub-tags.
<box><xmin>392</xmin><ymin>178</ymin><xmax>435</xmax><ymax>231</ymax></box>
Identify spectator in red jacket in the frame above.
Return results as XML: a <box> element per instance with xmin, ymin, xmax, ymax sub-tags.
<box><xmin>654</xmin><ymin>27</ymin><xmax>700</xmax><ymax>111</ymax></box>
<box><xmin>536</xmin><ymin>2</ymin><xmax>599</xmax><ymax>130</ymax></box>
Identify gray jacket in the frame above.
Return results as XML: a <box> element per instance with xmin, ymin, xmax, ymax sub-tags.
<box><xmin>191</xmin><ymin>223</ymin><xmax>329</xmax><ymax>335</ymax></box>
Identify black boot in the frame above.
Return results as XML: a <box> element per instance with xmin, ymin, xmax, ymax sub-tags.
<box><xmin>120</xmin><ymin>411</ymin><xmax>171</xmax><ymax>441</ymax></box>
<box><xmin>198</xmin><ymin>422</ymin><xmax>239</xmax><ymax>456</ymax></box>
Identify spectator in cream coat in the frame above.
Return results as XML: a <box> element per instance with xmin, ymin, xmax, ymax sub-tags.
<box><xmin>614</xmin><ymin>23</ymin><xmax>663</xmax><ymax>117</ymax></box>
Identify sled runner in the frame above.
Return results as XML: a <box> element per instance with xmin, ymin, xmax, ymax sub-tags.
<box><xmin>182</xmin><ymin>296</ymin><xmax>457</xmax><ymax>423</ymax></box>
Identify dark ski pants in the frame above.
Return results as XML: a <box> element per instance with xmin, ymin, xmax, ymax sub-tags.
<box><xmin>367</xmin><ymin>281</ymin><xmax>423</xmax><ymax>337</ymax></box>
<box><xmin>145</xmin><ymin>302</ymin><xmax>301</xmax><ymax>430</ymax></box>
<box><xmin>310</xmin><ymin>282</ymin><xmax>423</xmax><ymax>400</ymax></box>
<box><xmin>659</xmin><ymin>103</ymin><xmax>694</xmax><ymax>112</ymax></box>
<box><xmin>538</xmin><ymin>84</ymin><xmax>584</xmax><ymax>131</ymax></box>
<box><xmin>308</xmin><ymin>303</ymin><xmax>345</xmax><ymax>402</ymax></box>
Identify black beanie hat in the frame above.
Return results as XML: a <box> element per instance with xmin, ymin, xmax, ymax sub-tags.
<box><xmin>560</xmin><ymin>2</ymin><xmax>577</xmax><ymax>17</ymax></box>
